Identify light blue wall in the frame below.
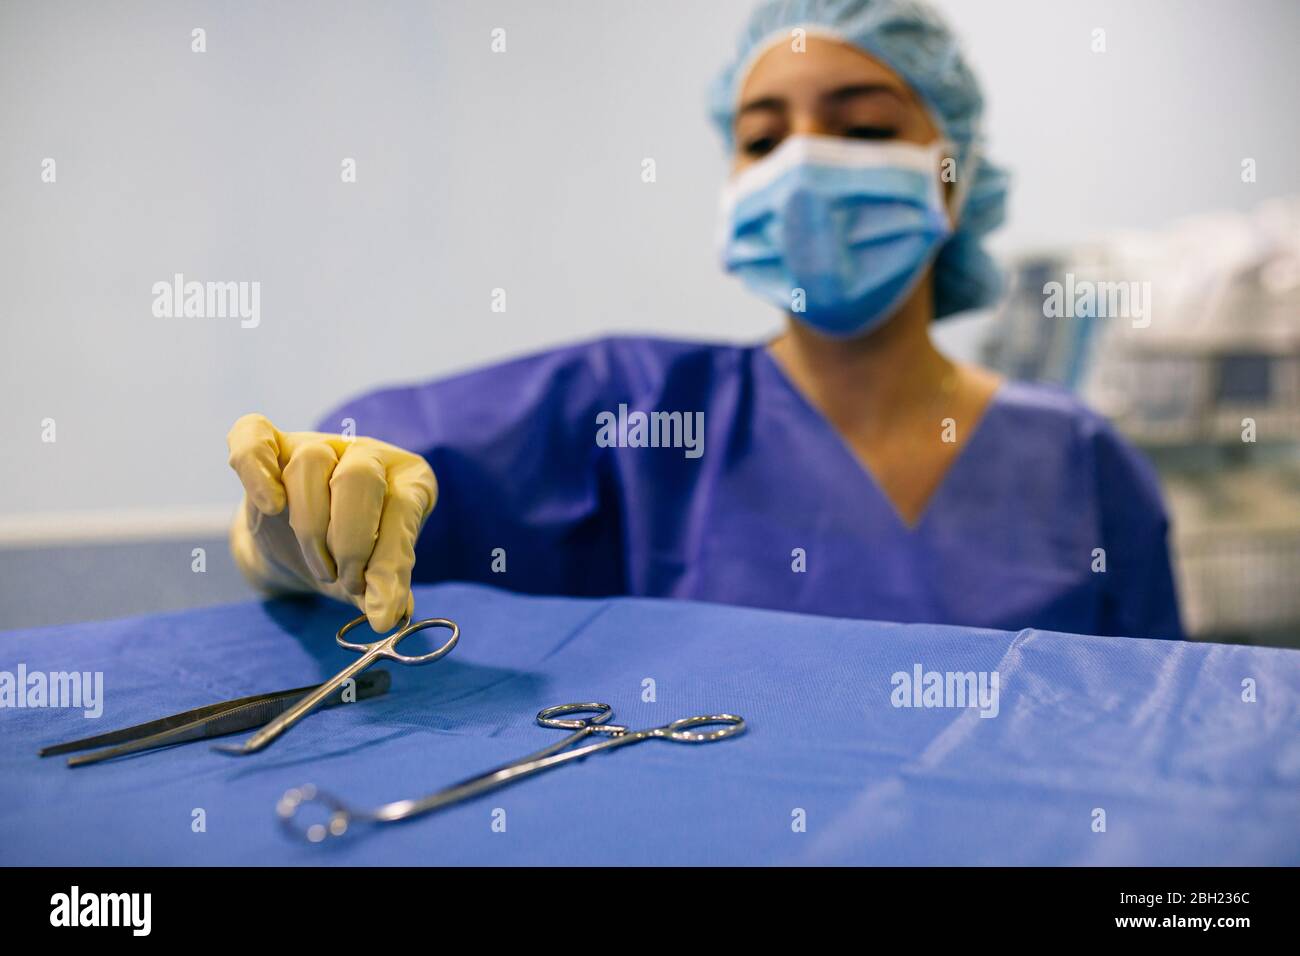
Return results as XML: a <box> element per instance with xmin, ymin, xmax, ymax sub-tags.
<box><xmin>3</xmin><ymin>0</ymin><xmax>1297</xmax><ymax>526</ymax></box>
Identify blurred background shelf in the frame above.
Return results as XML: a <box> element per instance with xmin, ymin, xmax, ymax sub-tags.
<box><xmin>984</xmin><ymin>197</ymin><xmax>1300</xmax><ymax>647</ymax></box>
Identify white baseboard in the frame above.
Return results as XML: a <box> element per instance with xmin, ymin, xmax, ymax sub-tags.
<box><xmin>0</xmin><ymin>506</ymin><xmax>236</xmax><ymax>549</ymax></box>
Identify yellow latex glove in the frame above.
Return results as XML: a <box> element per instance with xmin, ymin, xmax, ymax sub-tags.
<box><xmin>226</xmin><ymin>413</ymin><xmax>437</xmax><ymax>633</ymax></box>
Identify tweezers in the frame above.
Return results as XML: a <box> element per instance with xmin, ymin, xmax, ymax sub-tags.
<box><xmin>39</xmin><ymin>670</ymin><xmax>391</xmax><ymax>767</ymax></box>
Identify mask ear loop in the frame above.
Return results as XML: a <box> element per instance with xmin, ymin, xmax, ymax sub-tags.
<box><xmin>941</xmin><ymin>129</ymin><xmax>985</xmax><ymax>231</ymax></box>
<box><xmin>927</xmin><ymin>138</ymin><xmax>962</xmax><ymax>233</ymax></box>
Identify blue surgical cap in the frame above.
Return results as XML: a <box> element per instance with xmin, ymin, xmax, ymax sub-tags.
<box><xmin>708</xmin><ymin>0</ymin><xmax>1010</xmax><ymax>318</ymax></box>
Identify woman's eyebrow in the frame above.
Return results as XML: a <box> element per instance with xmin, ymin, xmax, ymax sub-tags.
<box><xmin>823</xmin><ymin>83</ymin><xmax>907</xmax><ymax>105</ymax></box>
<box><xmin>736</xmin><ymin>95</ymin><xmax>786</xmax><ymax>118</ymax></box>
<box><xmin>736</xmin><ymin>83</ymin><xmax>905</xmax><ymax>122</ymax></box>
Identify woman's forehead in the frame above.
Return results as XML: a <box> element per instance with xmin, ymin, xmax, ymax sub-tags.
<box><xmin>737</xmin><ymin>34</ymin><xmax>909</xmax><ymax>105</ymax></box>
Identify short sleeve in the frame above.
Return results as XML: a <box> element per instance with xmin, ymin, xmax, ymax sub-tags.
<box><xmin>315</xmin><ymin>341</ymin><xmax>627</xmax><ymax>597</ymax></box>
<box><xmin>1090</xmin><ymin>418</ymin><xmax>1186</xmax><ymax>640</ymax></box>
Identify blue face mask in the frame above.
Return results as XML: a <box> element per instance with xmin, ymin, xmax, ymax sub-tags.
<box><xmin>718</xmin><ymin>135</ymin><xmax>955</xmax><ymax>337</ymax></box>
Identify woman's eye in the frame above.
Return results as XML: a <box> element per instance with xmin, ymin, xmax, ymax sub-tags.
<box><xmin>742</xmin><ymin>136</ymin><xmax>780</xmax><ymax>158</ymax></box>
<box><xmin>845</xmin><ymin>126</ymin><xmax>897</xmax><ymax>140</ymax></box>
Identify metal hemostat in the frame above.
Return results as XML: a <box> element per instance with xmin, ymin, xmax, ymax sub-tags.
<box><xmin>213</xmin><ymin>612</ymin><xmax>459</xmax><ymax>756</ymax></box>
<box><xmin>278</xmin><ymin>702</ymin><xmax>747</xmax><ymax>843</ymax></box>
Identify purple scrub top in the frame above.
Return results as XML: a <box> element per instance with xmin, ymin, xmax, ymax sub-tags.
<box><xmin>319</xmin><ymin>336</ymin><xmax>1183</xmax><ymax>640</ymax></box>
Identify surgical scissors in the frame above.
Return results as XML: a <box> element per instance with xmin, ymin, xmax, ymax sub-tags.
<box><xmin>214</xmin><ymin>612</ymin><xmax>459</xmax><ymax>756</ymax></box>
<box><xmin>278</xmin><ymin>702</ymin><xmax>746</xmax><ymax>842</ymax></box>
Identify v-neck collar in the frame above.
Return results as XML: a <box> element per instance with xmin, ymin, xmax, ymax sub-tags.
<box><xmin>752</xmin><ymin>344</ymin><xmax>1005</xmax><ymax>534</ymax></box>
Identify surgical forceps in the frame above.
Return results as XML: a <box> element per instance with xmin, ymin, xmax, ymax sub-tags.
<box><xmin>40</xmin><ymin>671</ymin><xmax>391</xmax><ymax>767</ymax></box>
<box><xmin>278</xmin><ymin>701</ymin><xmax>746</xmax><ymax>842</ymax></box>
<box><xmin>214</xmin><ymin>612</ymin><xmax>459</xmax><ymax>756</ymax></box>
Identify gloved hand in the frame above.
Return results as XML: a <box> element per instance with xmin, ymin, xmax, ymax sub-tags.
<box><xmin>226</xmin><ymin>413</ymin><xmax>437</xmax><ymax>633</ymax></box>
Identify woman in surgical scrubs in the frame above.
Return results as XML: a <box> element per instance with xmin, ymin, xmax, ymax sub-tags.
<box><xmin>226</xmin><ymin>0</ymin><xmax>1184</xmax><ymax>640</ymax></box>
